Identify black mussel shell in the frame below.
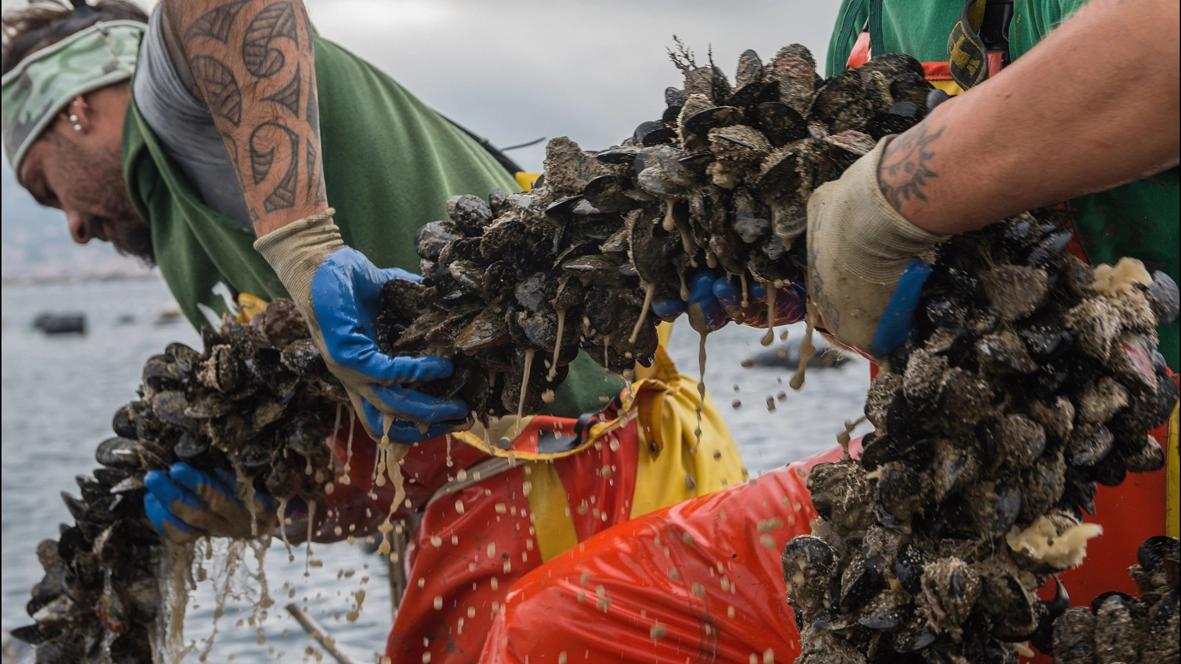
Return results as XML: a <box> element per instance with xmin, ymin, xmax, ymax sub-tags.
<box><xmin>142</xmin><ymin>354</ymin><xmax>183</xmax><ymax>392</ymax></box>
<box><xmin>173</xmin><ymin>433</ymin><xmax>210</xmax><ymax>461</ymax></box>
<box><xmin>447</xmin><ymin>194</ymin><xmax>494</xmax><ymax>237</ymax></box>
<box><xmin>595</xmin><ymin>146</ymin><xmax>640</xmax><ymax>165</ymax></box>
<box><xmin>894</xmin><ymin>541</ymin><xmax>926</xmax><ymax>595</ymax></box>
<box><xmin>859</xmin><ymin>435</ymin><xmax>933</xmax><ymax>472</ymax></box>
<box><xmin>664</xmin><ymin>86</ymin><xmax>686</xmax><ymax>108</ymax></box>
<box><xmin>280</xmin><ymin>338</ymin><xmax>325</xmax><ymax>376</ymax></box>
<box><xmin>1146</xmin><ymin>270</ymin><xmax>1180</xmax><ymax>326</ymax></box>
<box><xmin>634</xmin><ymin>120</ymin><xmax>676</xmax><ymax>147</ymax></box>
<box><xmin>256</xmin><ymin>298</ymin><xmax>306</xmax><ymax>349</ymax></box>
<box><xmin>839</xmin><ymin>552</ymin><xmax>886</xmax><ymax>610</ymax></box>
<box><xmin>1137</xmin><ymin>536</ymin><xmax>1180</xmax><ymax>578</ymax></box>
<box><xmin>96</xmin><ymin>437</ymin><xmax>139</xmax><ymax>470</ymax></box>
<box><xmin>111</xmin><ymin>405</ymin><xmax>137</xmax><ymax>439</ymax></box>
<box><xmin>682</xmin><ymin>106</ymin><xmax>742</xmax><ymax>139</ymax></box>
<box><xmin>1081</xmin><ymin>447</ymin><xmax>1127</xmax><ymax>486</ymax></box>
<box><xmin>415</xmin><ymin>220</ymin><xmax>462</xmax><ymax>261</ymax></box>
<box><xmin>487</xmin><ymin>187</ymin><xmax>510</xmax><ymax>216</ymax></box>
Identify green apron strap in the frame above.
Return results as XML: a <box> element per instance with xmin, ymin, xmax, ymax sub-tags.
<box><xmin>868</xmin><ymin>0</ymin><xmax>885</xmax><ymax>64</ymax></box>
<box><xmin>828</xmin><ymin>0</ymin><xmax>869</xmax><ymax>77</ymax></box>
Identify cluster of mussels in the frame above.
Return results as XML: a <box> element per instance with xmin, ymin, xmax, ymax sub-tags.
<box><xmin>1055</xmin><ymin>535</ymin><xmax>1179</xmax><ymax>663</ymax></box>
<box><xmin>783</xmin><ymin>216</ymin><xmax>1181</xmax><ymax>663</ymax></box>
<box><xmin>376</xmin><ymin>44</ymin><xmax>936</xmax><ymax>418</ymax></box>
<box><xmin>12</xmin><ymin>300</ymin><xmax>347</xmax><ymax>663</ymax></box>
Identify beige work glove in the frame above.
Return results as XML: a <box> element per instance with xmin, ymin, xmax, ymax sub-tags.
<box><xmin>806</xmin><ymin>140</ymin><xmax>949</xmax><ymax>355</ymax></box>
<box><xmin>255</xmin><ymin>209</ymin><xmax>469</xmax><ymax>442</ymax></box>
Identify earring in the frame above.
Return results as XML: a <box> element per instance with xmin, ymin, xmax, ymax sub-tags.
<box><xmin>74</xmin><ymin>124</ymin><xmax>82</xmax><ymax>132</ymax></box>
<box><xmin>69</xmin><ymin>114</ymin><xmax>78</xmax><ymax>122</ymax></box>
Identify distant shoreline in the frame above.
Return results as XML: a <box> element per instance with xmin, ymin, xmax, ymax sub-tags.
<box><xmin>0</xmin><ymin>272</ymin><xmax>161</xmax><ymax>287</ymax></box>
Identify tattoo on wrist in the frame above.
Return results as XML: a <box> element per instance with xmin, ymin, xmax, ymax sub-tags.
<box><xmin>878</xmin><ymin>121</ymin><xmax>945</xmax><ymax>211</ymax></box>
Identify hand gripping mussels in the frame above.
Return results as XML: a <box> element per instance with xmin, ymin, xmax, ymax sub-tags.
<box><xmin>377</xmin><ymin>44</ymin><xmax>934</xmax><ymax>418</ymax></box>
<box><xmin>785</xmin><ymin>216</ymin><xmax>1180</xmax><ymax>663</ymax></box>
<box><xmin>12</xmin><ymin>301</ymin><xmax>346</xmax><ymax>662</ymax></box>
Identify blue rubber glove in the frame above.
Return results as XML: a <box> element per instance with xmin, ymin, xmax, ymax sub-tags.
<box><xmin>653</xmin><ymin>272</ymin><xmax>808</xmax><ymax>332</ymax></box>
<box><xmin>713</xmin><ymin>278</ymin><xmax>808</xmax><ymax>328</ymax></box>
<box><xmin>652</xmin><ymin>272</ymin><xmax>729</xmax><ymax>333</ymax></box>
<box><xmin>869</xmin><ymin>259</ymin><xmax>932</xmax><ymax>356</ymax></box>
<box><xmin>144</xmin><ymin>463</ymin><xmax>274</xmax><ymax>542</ymax></box>
<box><xmin>254</xmin><ymin>210</ymin><xmax>468</xmax><ymax>442</ymax></box>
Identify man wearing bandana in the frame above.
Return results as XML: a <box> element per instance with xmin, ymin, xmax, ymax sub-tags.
<box><xmin>1</xmin><ymin>1</ymin><xmax>759</xmax><ymax>662</ymax></box>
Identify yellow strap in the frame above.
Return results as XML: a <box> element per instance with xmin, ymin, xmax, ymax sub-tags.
<box><xmin>930</xmin><ymin>79</ymin><xmax>965</xmax><ymax>96</ymax></box>
<box><xmin>631</xmin><ymin>366</ymin><xmax>748</xmax><ymax>518</ymax></box>
<box><xmin>525</xmin><ymin>460</ymin><xmax>579</xmax><ymax>562</ymax></box>
<box><xmin>1167</xmin><ymin>400</ymin><xmax>1180</xmax><ymax>538</ymax></box>
<box><xmin>236</xmin><ymin>292</ymin><xmax>269</xmax><ymax>323</ymax></box>
<box><xmin>515</xmin><ymin>172</ymin><xmax>540</xmax><ymax>192</ymax></box>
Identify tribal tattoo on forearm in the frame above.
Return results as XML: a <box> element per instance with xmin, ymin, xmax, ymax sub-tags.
<box><xmin>166</xmin><ymin>0</ymin><xmax>327</xmax><ymax>235</ymax></box>
<box><xmin>877</xmin><ymin>120</ymin><xmax>945</xmax><ymax>213</ymax></box>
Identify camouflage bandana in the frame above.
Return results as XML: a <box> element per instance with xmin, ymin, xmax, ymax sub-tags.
<box><xmin>1</xmin><ymin>20</ymin><xmax>144</xmax><ymax>185</ymax></box>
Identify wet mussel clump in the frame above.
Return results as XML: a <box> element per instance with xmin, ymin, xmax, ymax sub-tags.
<box><xmin>784</xmin><ymin>216</ymin><xmax>1180</xmax><ymax>663</ymax></box>
<box><xmin>12</xmin><ymin>300</ymin><xmax>347</xmax><ymax>662</ymax></box>
<box><xmin>375</xmin><ymin>44</ymin><xmax>937</xmax><ymax>418</ymax></box>
<box><xmin>1054</xmin><ymin>536</ymin><xmax>1180</xmax><ymax>663</ymax></box>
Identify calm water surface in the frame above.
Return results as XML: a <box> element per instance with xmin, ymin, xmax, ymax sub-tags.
<box><xmin>1</xmin><ymin>279</ymin><xmax>870</xmax><ymax>663</ymax></box>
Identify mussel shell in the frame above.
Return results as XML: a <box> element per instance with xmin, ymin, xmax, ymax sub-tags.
<box><xmin>414</xmin><ymin>220</ymin><xmax>462</xmax><ymax>262</ymax></box>
<box><xmin>634</xmin><ymin>120</ymin><xmax>676</xmax><ymax>147</ymax></box>
<box><xmin>111</xmin><ymin>405</ymin><xmax>137</xmax><ymax>439</ymax></box>
<box><xmin>515</xmin><ymin>272</ymin><xmax>557</xmax><ymax>313</ymax></box>
<box><xmin>859</xmin><ymin>435</ymin><xmax>933</xmax><ymax>472</ymax></box>
<box><xmin>150</xmin><ymin>390</ymin><xmax>191</xmax><ymax>428</ymax></box>
<box><xmin>894</xmin><ymin>541</ymin><xmax>927</xmax><ymax>595</ymax></box>
<box><xmin>1146</xmin><ymin>270</ymin><xmax>1180</xmax><ymax>326</ymax></box>
<box><xmin>753</xmin><ymin>102</ymin><xmax>807</xmax><ymax>147</ymax></box>
<box><xmin>876</xmin><ymin>463</ymin><xmax>928</xmax><ymax>522</ymax></box>
<box><xmin>256</xmin><ymin>298</ymin><xmax>306</xmax><ymax>349</ymax></box>
<box><xmin>594</xmin><ymin>146</ymin><xmax>640</xmax><ymax>165</ymax></box>
<box><xmin>265</xmin><ymin>458</ymin><xmax>303</xmax><ymax>501</ymax></box>
<box><xmin>561</xmin><ymin>254</ymin><xmax>627</xmax><ymax>288</ymax></box>
<box><xmin>183</xmin><ymin>393</ymin><xmax>233</xmax><ymax>419</ymax></box>
<box><xmin>1137</xmin><ymin>535</ymin><xmax>1180</xmax><ymax>578</ymax></box>
<box><xmin>10</xmin><ymin>620</ymin><xmax>68</xmax><ymax>646</ymax></box>
<box><xmin>280</xmin><ymin>338</ymin><xmax>325</xmax><ymax>376</ymax></box>
<box><xmin>173</xmin><ymin>433</ymin><xmax>210</xmax><ymax>461</ymax></box>
<box><xmin>888</xmin><ymin>619</ymin><xmax>935</xmax><ymax>647</ymax></box>
<box><xmin>95</xmin><ymin>437</ymin><xmax>140</xmax><ymax>470</ymax></box>
<box><xmin>142</xmin><ymin>354</ymin><xmax>183</xmax><ymax>393</ymax></box>
<box><xmin>447</xmin><ymin>194</ymin><xmax>494</xmax><ymax>237</ymax></box>
<box><xmin>839</xmin><ymin>552</ymin><xmax>886</xmax><ymax>610</ymax></box>
<box><xmin>681</xmin><ymin>106</ymin><xmax>742</xmax><ymax>139</ymax></box>
<box><xmin>1081</xmin><ymin>447</ymin><xmax>1127</xmax><ymax>486</ymax></box>
<box><xmin>93</xmin><ymin>467</ymin><xmax>130</xmax><ymax>487</ymax></box>
<box><xmin>455</xmin><ymin>308</ymin><xmax>512</xmax><ymax>354</ymax></box>
<box><xmin>1014</xmin><ymin>308</ymin><xmax>1071</xmax><ymax>361</ymax></box>
<box><xmin>982</xmin><ymin>572</ymin><xmax>1040</xmax><ymax>640</ymax></box>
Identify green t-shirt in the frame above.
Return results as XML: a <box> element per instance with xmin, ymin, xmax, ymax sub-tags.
<box><xmin>827</xmin><ymin>0</ymin><xmax>1180</xmax><ymax>370</ymax></box>
<box><xmin>122</xmin><ymin>35</ymin><xmax>624</xmax><ymax>416</ymax></box>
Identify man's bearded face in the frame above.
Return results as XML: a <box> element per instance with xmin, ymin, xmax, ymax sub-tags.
<box><xmin>20</xmin><ymin>115</ymin><xmax>154</xmax><ymax>264</ymax></box>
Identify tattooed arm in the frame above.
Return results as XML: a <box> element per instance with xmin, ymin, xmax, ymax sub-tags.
<box><xmin>161</xmin><ymin>0</ymin><xmax>325</xmax><ymax>237</ymax></box>
<box><xmin>878</xmin><ymin>0</ymin><xmax>1179</xmax><ymax>235</ymax></box>
<box><xmin>161</xmin><ymin>0</ymin><xmax>469</xmax><ymax>444</ymax></box>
